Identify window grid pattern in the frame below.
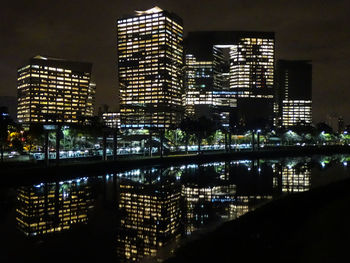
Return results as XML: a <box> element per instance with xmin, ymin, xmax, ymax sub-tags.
<box><xmin>117</xmin><ymin>8</ymin><xmax>183</xmax><ymax>129</ymax></box>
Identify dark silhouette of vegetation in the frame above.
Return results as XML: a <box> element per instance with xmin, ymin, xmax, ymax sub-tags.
<box><xmin>179</xmin><ymin>117</ymin><xmax>197</xmax><ymax>153</ymax></box>
<box><xmin>316</xmin><ymin>122</ymin><xmax>333</xmax><ymax>134</ymax></box>
<box><xmin>193</xmin><ymin>116</ymin><xmax>217</xmax><ymax>153</ymax></box>
<box><xmin>0</xmin><ymin>107</ymin><xmax>12</xmax><ymax>162</ymax></box>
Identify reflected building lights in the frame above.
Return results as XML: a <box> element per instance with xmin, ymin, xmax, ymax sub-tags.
<box><xmin>182</xmin><ymin>184</ymin><xmax>236</xmax><ymax>234</ymax></box>
<box><xmin>16</xmin><ymin>178</ymin><xmax>92</xmax><ymax>236</ymax></box>
<box><xmin>117</xmin><ymin>178</ymin><xmax>181</xmax><ymax>262</ymax></box>
<box><xmin>280</xmin><ymin>165</ymin><xmax>311</xmax><ymax>193</ymax></box>
<box><xmin>10</xmin><ymin>156</ymin><xmax>347</xmax><ymax>262</ymax></box>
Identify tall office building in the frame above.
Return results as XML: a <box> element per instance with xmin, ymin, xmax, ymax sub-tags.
<box><xmin>117</xmin><ymin>6</ymin><xmax>184</xmax><ymax>129</ymax></box>
<box><xmin>184</xmin><ymin>31</ymin><xmax>275</xmax><ymax>129</ymax></box>
<box><xmin>184</xmin><ymin>54</ymin><xmax>236</xmax><ymax>127</ymax></box>
<box><xmin>17</xmin><ymin>55</ymin><xmax>95</xmax><ymax>125</ymax></box>
<box><xmin>276</xmin><ymin>60</ymin><xmax>312</xmax><ymax>127</ymax></box>
<box><xmin>184</xmin><ymin>54</ymin><xmax>214</xmax><ymax>116</ymax></box>
<box><xmin>117</xmin><ymin>178</ymin><xmax>181</xmax><ymax>262</ymax></box>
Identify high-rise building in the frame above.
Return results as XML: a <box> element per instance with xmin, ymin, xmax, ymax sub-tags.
<box><xmin>117</xmin><ymin>178</ymin><xmax>181</xmax><ymax>262</ymax></box>
<box><xmin>184</xmin><ymin>31</ymin><xmax>275</xmax><ymax>129</ymax></box>
<box><xmin>275</xmin><ymin>60</ymin><xmax>312</xmax><ymax>127</ymax></box>
<box><xmin>117</xmin><ymin>6</ymin><xmax>184</xmax><ymax>129</ymax></box>
<box><xmin>183</xmin><ymin>54</ymin><xmax>214</xmax><ymax>115</ymax></box>
<box><xmin>184</xmin><ymin>54</ymin><xmax>236</xmax><ymax>127</ymax></box>
<box><xmin>17</xmin><ymin>55</ymin><xmax>95</xmax><ymax>125</ymax></box>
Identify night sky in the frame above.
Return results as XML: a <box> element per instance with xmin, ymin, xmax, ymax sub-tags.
<box><xmin>1</xmin><ymin>0</ymin><xmax>349</xmax><ymax>124</ymax></box>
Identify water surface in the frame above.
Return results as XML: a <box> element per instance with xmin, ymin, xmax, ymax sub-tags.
<box><xmin>1</xmin><ymin>155</ymin><xmax>349</xmax><ymax>262</ymax></box>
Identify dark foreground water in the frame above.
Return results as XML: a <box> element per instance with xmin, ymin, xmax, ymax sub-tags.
<box><xmin>1</xmin><ymin>155</ymin><xmax>349</xmax><ymax>262</ymax></box>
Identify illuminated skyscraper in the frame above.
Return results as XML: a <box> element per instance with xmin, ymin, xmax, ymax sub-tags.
<box><xmin>183</xmin><ymin>54</ymin><xmax>214</xmax><ymax>116</ymax></box>
<box><xmin>16</xmin><ymin>178</ymin><xmax>92</xmax><ymax>236</ymax></box>
<box><xmin>184</xmin><ymin>31</ymin><xmax>275</xmax><ymax>129</ymax></box>
<box><xmin>17</xmin><ymin>56</ymin><xmax>95</xmax><ymax>125</ymax></box>
<box><xmin>117</xmin><ymin>178</ymin><xmax>181</xmax><ymax>262</ymax></box>
<box><xmin>276</xmin><ymin>60</ymin><xmax>312</xmax><ymax>127</ymax></box>
<box><xmin>184</xmin><ymin>54</ymin><xmax>236</xmax><ymax>127</ymax></box>
<box><xmin>230</xmin><ymin>35</ymin><xmax>275</xmax><ymax>128</ymax></box>
<box><xmin>117</xmin><ymin>6</ymin><xmax>184</xmax><ymax>129</ymax></box>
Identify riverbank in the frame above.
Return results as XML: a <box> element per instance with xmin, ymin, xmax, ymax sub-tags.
<box><xmin>165</xmin><ymin>173</ymin><xmax>350</xmax><ymax>263</ymax></box>
<box><xmin>1</xmin><ymin>145</ymin><xmax>349</xmax><ymax>186</ymax></box>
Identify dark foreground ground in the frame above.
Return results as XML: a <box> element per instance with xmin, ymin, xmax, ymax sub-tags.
<box><xmin>165</xmin><ymin>174</ymin><xmax>350</xmax><ymax>263</ymax></box>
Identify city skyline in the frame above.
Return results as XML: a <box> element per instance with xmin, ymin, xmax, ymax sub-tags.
<box><xmin>1</xmin><ymin>0</ymin><xmax>349</xmax><ymax>124</ymax></box>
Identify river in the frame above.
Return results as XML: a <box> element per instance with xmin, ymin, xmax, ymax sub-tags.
<box><xmin>1</xmin><ymin>154</ymin><xmax>349</xmax><ymax>262</ymax></box>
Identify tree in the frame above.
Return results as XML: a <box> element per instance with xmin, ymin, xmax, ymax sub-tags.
<box><xmin>282</xmin><ymin>130</ymin><xmax>302</xmax><ymax>145</ymax></box>
<box><xmin>179</xmin><ymin>117</ymin><xmax>197</xmax><ymax>153</ymax></box>
<box><xmin>206</xmin><ymin>130</ymin><xmax>223</xmax><ymax>147</ymax></box>
<box><xmin>193</xmin><ymin>116</ymin><xmax>217</xmax><ymax>153</ymax></box>
<box><xmin>11</xmin><ymin>137</ymin><xmax>24</xmax><ymax>153</ymax></box>
<box><xmin>23</xmin><ymin>124</ymin><xmax>44</xmax><ymax>153</ymax></box>
<box><xmin>0</xmin><ymin>108</ymin><xmax>10</xmax><ymax>162</ymax></box>
<box><xmin>164</xmin><ymin>129</ymin><xmax>185</xmax><ymax>151</ymax></box>
<box><xmin>316</xmin><ymin>122</ymin><xmax>333</xmax><ymax>134</ymax></box>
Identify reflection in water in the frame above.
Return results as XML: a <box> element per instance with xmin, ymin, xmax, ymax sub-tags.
<box><xmin>16</xmin><ymin>178</ymin><xmax>92</xmax><ymax>236</ymax></box>
<box><xmin>117</xmin><ymin>176</ymin><xmax>181</xmax><ymax>262</ymax></box>
<box><xmin>182</xmin><ymin>184</ymin><xmax>236</xmax><ymax>234</ymax></box>
<box><xmin>281</xmin><ymin>165</ymin><xmax>311</xmax><ymax>193</ymax></box>
<box><xmin>115</xmin><ymin>159</ymin><xmax>309</xmax><ymax>261</ymax></box>
<box><xmin>10</xmin><ymin>155</ymin><xmax>349</xmax><ymax>262</ymax></box>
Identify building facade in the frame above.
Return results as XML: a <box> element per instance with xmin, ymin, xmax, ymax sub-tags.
<box><xmin>102</xmin><ymin>112</ymin><xmax>121</xmax><ymax>129</ymax></box>
<box><xmin>184</xmin><ymin>31</ymin><xmax>275</xmax><ymax>130</ymax></box>
<box><xmin>17</xmin><ymin>55</ymin><xmax>95</xmax><ymax>125</ymax></box>
<box><xmin>275</xmin><ymin>60</ymin><xmax>312</xmax><ymax>127</ymax></box>
<box><xmin>117</xmin><ymin>7</ymin><xmax>184</xmax><ymax>129</ymax></box>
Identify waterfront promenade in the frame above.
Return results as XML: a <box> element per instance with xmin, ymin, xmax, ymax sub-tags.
<box><xmin>1</xmin><ymin>145</ymin><xmax>349</xmax><ymax>185</ymax></box>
